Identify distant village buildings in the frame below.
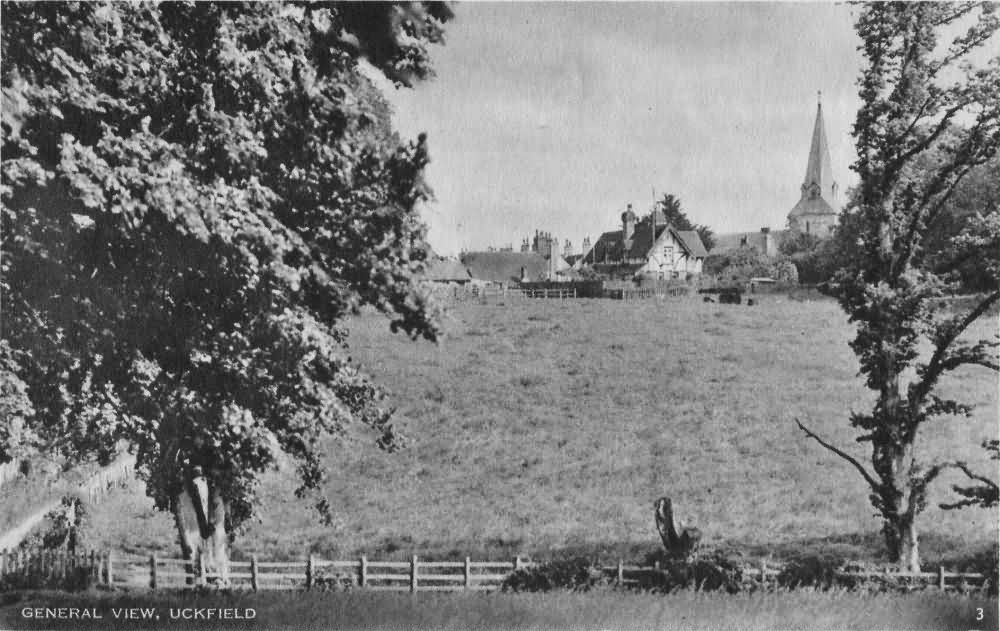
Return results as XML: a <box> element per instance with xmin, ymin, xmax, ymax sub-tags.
<box><xmin>426</xmin><ymin>95</ymin><xmax>840</xmax><ymax>288</ymax></box>
<box><xmin>577</xmin><ymin>204</ymin><xmax>708</xmax><ymax>280</ymax></box>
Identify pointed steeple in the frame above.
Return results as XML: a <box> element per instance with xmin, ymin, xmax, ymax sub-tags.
<box><xmin>801</xmin><ymin>91</ymin><xmax>836</xmax><ymax>202</ymax></box>
<box><xmin>787</xmin><ymin>92</ymin><xmax>841</xmax><ymax>236</ymax></box>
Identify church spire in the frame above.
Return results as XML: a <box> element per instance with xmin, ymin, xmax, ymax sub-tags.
<box><xmin>802</xmin><ymin>92</ymin><xmax>836</xmax><ymax>200</ymax></box>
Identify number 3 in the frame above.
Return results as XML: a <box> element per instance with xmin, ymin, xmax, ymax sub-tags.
<box><xmin>977</xmin><ymin>607</ymin><xmax>984</xmax><ymax>621</ymax></box>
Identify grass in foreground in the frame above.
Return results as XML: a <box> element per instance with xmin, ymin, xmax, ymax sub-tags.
<box><xmin>21</xmin><ymin>296</ymin><xmax>1000</xmax><ymax>566</ymax></box>
<box><xmin>0</xmin><ymin>587</ymin><xmax>996</xmax><ymax>631</ymax></box>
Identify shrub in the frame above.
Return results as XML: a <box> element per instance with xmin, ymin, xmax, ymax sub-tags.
<box><xmin>635</xmin><ymin>554</ymin><xmax>744</xmax><ymax>593</ymax></box>
<box><xmin>776</xmin><ymin>554</ymin><xmax>859</xmax><ymax>590</ymax></box>
<box><xmin>502</xmin><ymin>557</ymin><xmax>605</xmax><ymax>592</ymax></box>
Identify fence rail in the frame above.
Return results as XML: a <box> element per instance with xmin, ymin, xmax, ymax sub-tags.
<box><xmin>1</xmin><ymin>549</ymin><xmax>990</xmax><ymax>593</ymax></box>
<box><xmin>0</xmin><ymin>461</ymin><xmax>21</xmax><ymax>489</ymax></box>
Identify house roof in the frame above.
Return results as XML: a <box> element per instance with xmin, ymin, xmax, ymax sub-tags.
<box><xmin>420</xmin><ymin>257</ymin><xmax>472</xmax><ymax>282</ymax></box>
<box><xmin>674</xmin><ymin>230</ymin><xmax>709</xmax><ymax>258</ymax></box>
<box><xmin>584</xmin><ymin>220</ymin><xmax>708</xmax><ymax>263</ymax></box>
<box><xmin>461</xmin><ymin>251</ymin><xmax>548</xmax><ymax>283</ymax></box>
<box><xmin>710</xmin><ymin>230</ymin><xmax>790</xmax><ymax>254</ymax></box>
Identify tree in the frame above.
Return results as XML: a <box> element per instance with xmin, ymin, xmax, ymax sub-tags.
<box><xmin>921</xmin><ymin>154</ymin><xmax>1000</xmax><ymax>292</ymax></box>
<box><xmin>656</xmin><ymin>193</ymin><xmax>715</xmax><ymax>251</ymax></box>
<box><xmin>796</xmin><ymin>2</ymin><xmax>1000</xmax><ymax>571</ymax></box>
<box><xmin>1</xmin><ymin>1</ymin><xmax>452</xmax><ymax>581</ymax></box>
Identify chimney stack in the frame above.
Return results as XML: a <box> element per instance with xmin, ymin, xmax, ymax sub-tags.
<box><xmin>622</xmin><ymin>204</ymin><xmax>637</xmax><ymax>241</ymax></box>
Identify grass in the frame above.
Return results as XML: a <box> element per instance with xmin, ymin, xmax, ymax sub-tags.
<box><xmin>0</xmin><ymin>588</ymin><xmax>995</xmax><ymax>631</ymax></box>
<box><xmin>25</xmin><ymin>295</ymin><xmax>1000</xmax><ymax>568</ymax></box>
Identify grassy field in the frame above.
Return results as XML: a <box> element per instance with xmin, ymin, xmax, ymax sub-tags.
<box><xmin>71</xmin><ymin>294</ymin><xmax>998</xmax><ymax>568</ymax></box>
<box><xmin>1</xmin><ymin>587</ymin><xmax>996</xmax><ymax>631</ymax></box>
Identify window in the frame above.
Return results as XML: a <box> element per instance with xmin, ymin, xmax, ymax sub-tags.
<box><xmin>663</xmin><ymin>245</ymin><xmax>674</xmax><ymax>260</ymax></box>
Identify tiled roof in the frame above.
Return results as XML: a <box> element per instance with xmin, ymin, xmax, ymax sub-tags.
<box><xmin>584</xmin><ymin>221</ymin><xmax>708</xmax><ymax>263</ymax></box>
<box><xmin>420</xmin><ymin>258</ymin><xmax>471</xmax><ymax>282</ymax></box>
<box><xmin>461</xmin><ymin>251</ymin><xmax>548</xmax><ymax>283</ymax></box>
<box><xmin>788</xmin><ymin>195</ymin><xmax>836</xmax><ymax>218</ymax></box>
<box><xmin>674</xmin><ymin>230</ymin><xmax>708</xmax><ymax>258</ymax></box>
<box><xmin>710</xmin><ymin>230</ymin><xmax>790</xmax><ymax>254</ymax></box>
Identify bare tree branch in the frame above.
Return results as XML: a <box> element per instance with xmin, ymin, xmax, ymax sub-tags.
<box><xmin>912</xmin><ymin>289</ymin><xmax>1000</xmax><ymax>405</ymax></box>
<box><xmin>795</xmin><ymin>418</ymin><xmax>881</xmax><ymax>492</ymax></box>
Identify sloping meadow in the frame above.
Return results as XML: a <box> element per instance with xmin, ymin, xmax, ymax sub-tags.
<box><xmin>83</xmin><ymin>296</ymin><xmax>997</xmax><ymax>567</ymax></box>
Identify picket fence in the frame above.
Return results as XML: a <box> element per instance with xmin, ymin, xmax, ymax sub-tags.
<box><xmin>0</xmin><ymin>549</ymin><xmax>990</xmax><ymax>594</ymax></box>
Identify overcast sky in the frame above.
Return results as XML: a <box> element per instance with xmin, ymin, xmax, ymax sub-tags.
<box><xmin>381</xmin><ymin>2</ymin><xmax>865</xmax><ymax>256</ymax></box>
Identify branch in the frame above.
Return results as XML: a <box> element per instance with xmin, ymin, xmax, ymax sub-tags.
<box><xmin>939</xmin><ymin>462</ymin><xmax>999</xmax><ymax>510</ymax></box>
<box><xmin>795</xmin><ymin>418</ymin><xmax>881</xmax><ymax>492</ymax></box>
<box><xmin>913</xmin><ymin>290</ymin><xmax>1000</xmax><ymax>404</ymax></box>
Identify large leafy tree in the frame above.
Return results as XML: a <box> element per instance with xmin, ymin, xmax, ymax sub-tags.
<box><xmin>797</xmin><ymin>2</ymin><xmax>999</xmax><ymax>571</ymax></box>
<box><xmin>1</xmin><ymin>1</ymin><xmax>452</xmax><ymax>580</ymax></box>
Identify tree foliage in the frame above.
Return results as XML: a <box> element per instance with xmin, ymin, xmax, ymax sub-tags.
<box><xmin>656</xmin><ymin>193</ymin><xmax>715</xmax><ymax>251</ymax></box>
<box><xmin>799</xmin><ymin>2</ymin><xmax>1000</xmax><ymax>571</ymax></box>
<box><xmin>1</xmin><ymin>1</ymin><xmax>452</xmax><ymax>552</ymax></box>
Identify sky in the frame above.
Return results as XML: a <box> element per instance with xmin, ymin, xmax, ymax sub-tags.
<box><xmin>379</xmin><ymin>2</ymin><xmax>866</xmax><ymax>256</ymax></box>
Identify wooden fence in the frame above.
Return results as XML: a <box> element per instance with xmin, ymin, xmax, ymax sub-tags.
<box><xmin>77</xmin><ymin>455</ymin><xmax>136</xmax><ymax>505</ymax></box>
<box><xmin>0</xmin><ymin>460</ymin><xmax>21</xmax><ymax>488</ymax></box>
<box><xmin>1</xmin><ymin>549</ymin><xmax>990</xmax><ymax>593</ymax></box>
<box><xmin>476</xmin><ymin>287</ymin><xmax>578</xmax><ymax>302</ymax></box>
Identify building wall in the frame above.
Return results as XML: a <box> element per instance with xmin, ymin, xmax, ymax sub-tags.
<box><xmin>638</xmin><ymin>230</ymin><xmax>703</xmax><ymax>278</ymax></box>
<box><xmin>788</xmin><ymin>214</ymin><xmax>837</xmax><ymax>236</ymax></box>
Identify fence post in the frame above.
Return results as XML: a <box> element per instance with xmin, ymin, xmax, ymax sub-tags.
<box><xmin>197</xmin><ymin>552</ymin><xmax>206</xmax><ymax>587</ymax></box>
<box><xmin>0</xmin><ymin>548</ymin><xmax>6</xmax><ymax>577</ymax></box>
<box><xmin>360</xmin><ymin>555</ymin><xmax>367</xmax><ymax>588</ymax></box>
<box><xmin>90</xmin><ymin>550</ymin><xmax>98</xmax><ymax>583</ymax></box>
<box><xmin>938</xmin><ymin>566</ymin><xmax>945</xmax><ymax>591</ymax></box>
<box><xmin>149</xmin><ymin>553</ymin><xmax>157</xmax><ymax>589</ymax></box>
<box><xmin>250</xmin><ymin>555</ymin><xmax>259</xmax><ymax>591</ymax></box>
<box><xmin>760</xmin><ymin>560</ymin><xmax>767</xmax><ymax>587</ymax></box>
<box><xmin>464</xmin><ymin>557</ymin><xmax>471</xmax><ymax>590</ymax></box>
<box><xmin>106</xmin><ymin>550</ymin><xmax>114</xmax><ymax>587</ymax></box>
<box><xmin>617</xmin><ymin>560</ymin><xmax>624</xmax><ymax>586</ymax></box>
<box><xmin>514</xmin><ymin>556</ymin><xmax>521</xmax><ymax>572</ymax></box>
<box><xmin>306</xmin><ymin>554</ymin><xmax>315</xmax><ymax>591</ymax></box>
<box><xmin>410</xmin><ymin>555</ymin><xmax>418</xmax><ymax>593</ymax></box>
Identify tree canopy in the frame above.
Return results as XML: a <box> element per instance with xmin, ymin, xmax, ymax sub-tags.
<box><xmin>799</xmin><ymin>1</ymin><xmax>1000</xmax><ymax>571</ymax></box>
<box><xmin>1</xmin><ymin>0</ymin><xmax>453</xmax><ymax>564</ymax></box>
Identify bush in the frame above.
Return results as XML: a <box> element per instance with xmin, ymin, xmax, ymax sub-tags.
<box><xmin>704</xmin><ymin>248</ymin><xmax>798</xmax><ymax>284</ymax></box>
<box><xmin>776</xmin><ymin>554</ymin><xmax>860</xmax><ymax>590</ymax></box>
<box><xmin>636</xmin><ymin>554</ymin><xmax>744</xmax><ymax>593</ymax></box>
<box><xmin>502</xmin><ymin>557</ymin><xmax>605</xmax><ymax>592</ymax></box>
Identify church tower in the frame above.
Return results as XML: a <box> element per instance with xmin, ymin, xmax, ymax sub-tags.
<box><xmin>787</xmin><ymin>93</ymin><xmax>840</xmax><ymax>236</ymax></box>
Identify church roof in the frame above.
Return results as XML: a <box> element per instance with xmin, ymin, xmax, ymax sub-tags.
<box><xmin>804</xmin><ymin>98</ymin><xmax>835</xmax><ymax>194</ymax></box>
<box><xmin>788</xmin><ymin>195</ymin><xmax>836</xmax><ymax>218</ymax></box>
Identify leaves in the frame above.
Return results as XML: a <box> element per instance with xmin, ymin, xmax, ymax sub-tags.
<box><xmin>1</xmin><ymin>2</ymin><xmax>451</xmax><ymax>534</ymax></box>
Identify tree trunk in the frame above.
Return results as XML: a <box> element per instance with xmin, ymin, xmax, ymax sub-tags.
<box><xmin>872</xmin><ymin>371</ymin><xmax>923</xmax><ymax>573</ymax></box>
<box><xmin>171</xmin><ymin>471</ymin><xmax>230</xmax><ymax>585</ymax></box>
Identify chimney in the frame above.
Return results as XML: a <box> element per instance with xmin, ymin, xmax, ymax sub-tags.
<box><xmin>548</xmin><ymin>238</ymin><xmax>561</xmax><ymax>280</ymax></box>
<box><xmin>622</xmin><ymin>204</ymin><xmax>637</xmax><ymax>241</ymax></box>
<box><xmin>761</xmin><ymin>227</ymin><xmax>773</xmax><ymax>256</ymax></box>
<box><xmin>563</xmin><ymin>239</ymin><xmax>573</xmax><ymax>256</ymax></box>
